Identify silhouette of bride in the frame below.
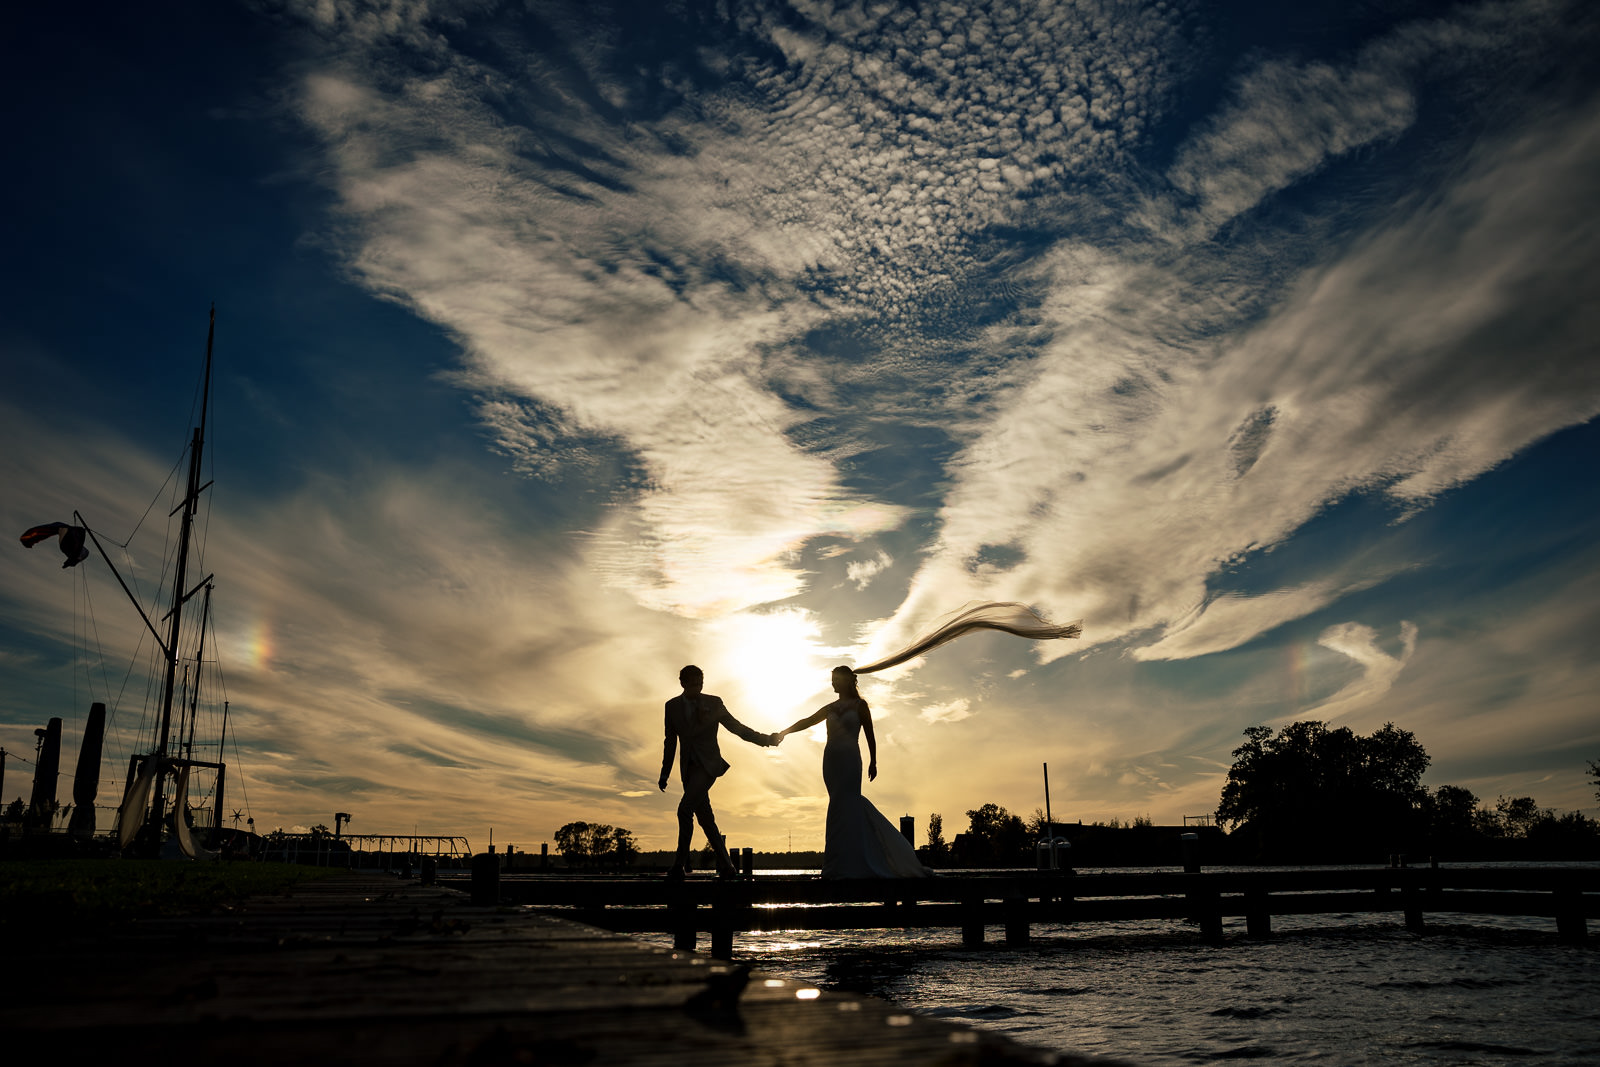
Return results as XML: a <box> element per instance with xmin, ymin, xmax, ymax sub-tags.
<box><xmin>778</xmin><ymin>665</ymin><xmax>928</xmax><ymax>878</ymax></box>
<box><xmin>779</xmin><ymin>603</ymin><xmax>1080</xmax><ymax>879</ymax></box>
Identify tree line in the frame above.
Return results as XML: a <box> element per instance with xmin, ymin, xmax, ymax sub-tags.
<box><xmin>1217</xmin><ymin>720</ymin><xmax>1599</xmax><ymax>862</ymax></box>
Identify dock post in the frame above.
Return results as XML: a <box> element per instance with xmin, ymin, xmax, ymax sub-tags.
<box><xmin>1180</xmin><ymin>832</ymin><xmax>1201</xmax><ymax>874</ymax></box>
<box><xmin>1401</xmin><ymin>871</ymin><xmax>1426</xmax><ymax>934</ymax></box>
<box><xmin>1186</xmin><ymin>879</ymin><xmax>1222</xmax><ymax>943</ymax></box>
<box><xmin>1244</xmin><ymin>889</ymin><xmax>1270</xmax><ymax>939</ymax></box>
<box><xmin>741</xmin><ymin>846</ymin><xmax>753</xmax><ymax>878</ymax></box>
<box><xmin>1052</xmin><ymin>882</ymin><xmax>1077</xmax><ymax>926</ymax></box>
<box><xmin>470</xmin><ymin>851</ymin><xmax>500</xmax><ymax>906</ymax></box>
<box><xmin>1555</xmin><ymin>873</ymin><xmax>1587</xmax><ymax>945</ymax></box>
<box><xmin>962</xmin><ymin>898</ymin><xmax>985</xmax><ymax>946</ymax></box>
<box><xmin>710</xmin><ymin>884</ymin><xmax>735</xmax><ymax>959</ymax></box>
<box><xmin>1003</xmin><ymin>896</ymin><xmax>1030</xmax><ymax>946</ymax></box>
<box><xmin>671</xmin><ymin>886</ymin><xmax>697</xmax><ymax>952</ymax></box>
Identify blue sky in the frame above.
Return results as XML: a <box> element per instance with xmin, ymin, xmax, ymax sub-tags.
<box><xmin>2</xmin><ymin>0</ymin><xmax>1597</xmax><ymax>850</ymax></box>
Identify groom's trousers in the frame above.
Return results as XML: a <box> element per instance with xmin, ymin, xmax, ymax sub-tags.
<box><xmin>675</xmin><ymin>762</ymin><xmax>734</xmax><ymax>871</ymax></box>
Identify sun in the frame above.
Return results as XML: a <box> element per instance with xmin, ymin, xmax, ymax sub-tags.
<box><xmin>702</xmin><ymin>609</ymin><xmax>840</xmax><ymax>733</ymax></box>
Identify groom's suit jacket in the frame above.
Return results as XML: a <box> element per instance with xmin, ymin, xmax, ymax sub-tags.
<box><xmin>663</xmin><ymin>693</ymin><xmax>767</xmax><ymax>781</ymax></box>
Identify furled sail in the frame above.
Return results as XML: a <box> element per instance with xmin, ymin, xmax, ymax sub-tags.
<box><xmin>172</xmin><ymin>765</ymin><xmax>217</xmax><ymax>860</ymax></box>
<box><xmin>19</xmin><ymin>522</ymin><xmax>89</xmax><ymax>568</ymax></box>
<box><xmin>117</xmin><ymin>759</ymin><xmax>158</xmax><ymax>849</ymax></box>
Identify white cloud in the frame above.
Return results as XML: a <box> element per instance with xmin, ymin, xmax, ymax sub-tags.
<box><xmin>1304</xmin><ymin>620</ymin><xmax>1419</xmax><ymax>719</ymax></box>
<box><xmin>1136</xmin><ymin>580</ymin><xmax>1374</xmax><ymax>662</ymax></box>
<box><xmin>1167</xmin><ymin>58</ymin><xmax>1417</xmax><ymax>238</ymax></box>
<box><xmin>844</xmin><ymin>550</ymin><xmax>893</xmax><ymax>590</ymax></box>
<box><xmin>919</xmin><ymin>698</ymin><xmax>972</xmax><ymax>725</ymax></box>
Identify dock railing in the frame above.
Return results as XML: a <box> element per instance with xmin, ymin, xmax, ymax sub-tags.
<box><xmin>454</xmin><ymin>865</ymin><xmax>1598</xmax><ymax>958</ymax></box>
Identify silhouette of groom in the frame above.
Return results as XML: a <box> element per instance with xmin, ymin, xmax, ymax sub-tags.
<box><xmin>659</xmin><ymin>664</ymin><xmax>776</xmax><ymax>878</ymax></box>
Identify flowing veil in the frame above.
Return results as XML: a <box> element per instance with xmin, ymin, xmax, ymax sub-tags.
<box><xmin>853</xmin><ymin>601</ymin><xmax>1081</xmax><ymax>675</ymax></box>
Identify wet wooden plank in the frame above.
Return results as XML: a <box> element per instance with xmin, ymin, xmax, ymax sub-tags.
<box><xmin>1</xmin><ymin>871</ymin><xmax>1123</xmax><ymax>1066</ymax></box>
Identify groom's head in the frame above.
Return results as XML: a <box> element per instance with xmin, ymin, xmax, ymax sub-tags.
<box><xmin>679</xmin><ymin>665</ymin><xmax>704</xmax><ymax>695</ymax></box>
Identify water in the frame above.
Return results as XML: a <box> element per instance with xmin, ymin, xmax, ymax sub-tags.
<box><xmin>638</xmin><ymin>868</ymin><xmax>1600</xmax><ymax>1065</ymax></box>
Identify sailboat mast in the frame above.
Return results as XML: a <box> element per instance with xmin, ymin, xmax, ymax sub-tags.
<box><xmin>150</xmin><ymin>307</ymin><xmax>215</xmax><ymax>830</ymax></box>
<box><xmin>184</xmin><ymin>582</ymin><xmax>213</xmax><ymax>760</ymax></box>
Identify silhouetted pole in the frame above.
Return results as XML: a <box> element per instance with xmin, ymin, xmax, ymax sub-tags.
<box><xmin>1043</xmin><ymin>762</ymin><xmax>1052</xmax><ymax>834</ymax></box>
<box><xmin>148</xmin><ymin>306</ymin><xmax>215</xmax><ymax>843</ymax></box>
<box><xmin>68</xmin><ymin>703</ymin><xmax>106</xmax><ymax>837</ymax></box>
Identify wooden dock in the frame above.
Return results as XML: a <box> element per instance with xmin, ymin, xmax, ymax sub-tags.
<box><xmin>1</xmin><ymin>870</ymin><xmax>1123</xmax><ymax>1066</ymax></box>
<box><xmin>464</xmin><ymin>865</ymin><xmax>1599</xmax><ymax>955</ymax></box>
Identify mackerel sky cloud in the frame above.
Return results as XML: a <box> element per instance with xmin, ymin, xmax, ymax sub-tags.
<box><xmin>2</xmin><ymin>0</ymin><xmax>1597</xmax><ymax>850</ymax></box>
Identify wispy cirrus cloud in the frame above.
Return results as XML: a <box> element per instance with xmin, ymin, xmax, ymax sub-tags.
<box><xmin>276</xmin><ymin>0</ymin><xmax>1600</xmax><ymax>729</ymax></box>
<box><xmin>876</xmin><ymin>5</ymin><xmax>1600</xmax><ymax>671</ymax></box>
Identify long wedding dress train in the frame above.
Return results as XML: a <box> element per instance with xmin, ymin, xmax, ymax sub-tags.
<box><xmin>821</xmin><ymin>705</ymin><xmax>931</xmax><ymax>879</ymax></box>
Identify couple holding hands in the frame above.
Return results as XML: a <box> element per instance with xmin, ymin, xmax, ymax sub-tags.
<box><xmin>657</xmin><ymin>601</ymin><xmax>1082</xmax><ymax>881</ymax></box>
<box><xmin>659</xmin><ymin>662</ymin><xmax>928</xmax><ymax>880</ymax></box>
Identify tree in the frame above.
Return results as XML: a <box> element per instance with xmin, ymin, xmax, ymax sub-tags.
<box><xmin>1493</xmin><ymin>796</ymin><xmax>1547</xmax><ymax>839</ymax></box>
<box><xmin>1425</xmin><ymin>784</ymin><xmax>1480</xmax><ymax>841</ymax></box>
<box><xmin>611</xmin><ymin>826</ymin><xmax>639</xmax><ymax>866</ymax></box>
<box><xmin>554</xmin><ymin>821</ymin><xmax>632</xmax><ymax>867</ymax></box>
<box><xmin>1588</xmin><ymin>759</ymin><xmax>1599</xmax><ymax>804</ymax></box>
<box><xmin>926</xmin><ymin>813</ymin><xmax>948</xmax><ymax>860</ymax></box>
<box><xmin>554</xmin><ymin>821</ymin><xmax>594</xmax><ymax>865</ymax></box>
<box><xmin>1217</xmin><ymin>720</ymin><xmax>1430</xmax><ymax>859</ymax></box>
<box><xmin>960</xmin><ymin>803</ymin><xmax>1030</xmax><ymax>865</ymax></box>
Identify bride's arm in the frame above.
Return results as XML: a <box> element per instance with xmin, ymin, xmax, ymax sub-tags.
<box><xmin>861</xmin><ymin>701</ymin><xmax>877</xmax><ymax>781</ymax></box>
<box><xmin>778</xmin><ymin>704</ymin><xmax>832</xmax><ymax>738</ymax></box>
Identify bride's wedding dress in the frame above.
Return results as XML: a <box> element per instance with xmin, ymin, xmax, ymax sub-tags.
<box><xmin>821</xmin><ymin>703</ymin><xmax>931</xmax><ymax>879</ymax></box>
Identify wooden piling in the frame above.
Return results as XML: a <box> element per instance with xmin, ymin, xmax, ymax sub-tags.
<box><xmin>961</xmin><ymin>897</ymin><xmax>985</xmax><ymax>946</ymax></box>
<box><xmin>469</xmin><ymin>851</ymin><xmax>499</xmax><ymax>906</ymax></box>
<box><xmin>1556</xmin><ymin>873</ymin><xmax>1587</xmax><ymax>945</ymax></box>
<box><xmin>1185</xmin><ymin>880</ymin><xmax>1223</xmax><ymax>943</ymax></box>
<box><xmin>1402</xmin><ymin>871</ymin><xmax>1426</xmax><ymax>934</ymax></box>
<box><xmin>1003</xmin><ymin>895</ymin><xmax>1030</xmax><ymax>946</ymax></box>
<box><xmin>710</xmin><ymin>883</ymin><xmax>735</xmax><ymax>959</ymax></box>
<box><xmin>671</xmin><ymin>885</ymin><xmax>697</xmax><ymax>951</ymax></box>
<box><xmin>1245</xmin><ymin>889</ymin><xmax>1270</xmax><ymax>939</ymax></box>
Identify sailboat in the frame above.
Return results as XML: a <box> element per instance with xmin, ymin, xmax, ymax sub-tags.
<box><xmin>20</xmin><ymin>308</ymin><xmax>234</xmax><ymax>858</ymax></box>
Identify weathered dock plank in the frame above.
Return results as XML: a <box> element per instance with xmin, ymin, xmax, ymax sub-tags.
<box><xmin>0</xmin><ymin>871</ymin><xmax>1126</xmax><ymax>1066</ymax></box>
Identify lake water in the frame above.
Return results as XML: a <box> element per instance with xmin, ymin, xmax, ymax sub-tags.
<box><xmin>640</xmin><ymin>866</ymin><xmax>1600</xmax><ymax>1065</ymax></box>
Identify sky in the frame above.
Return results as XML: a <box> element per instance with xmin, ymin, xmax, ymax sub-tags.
<box><xmin>2</xmin><ymin>0</ymin><xmax>1597</xmax><ymax>853</ymax></box>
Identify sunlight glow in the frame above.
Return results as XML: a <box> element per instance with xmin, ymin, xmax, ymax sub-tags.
<box><xmin>703</xmin><ymin>609</ymin><xmax>840</xmax><ymax>729</ymax></box>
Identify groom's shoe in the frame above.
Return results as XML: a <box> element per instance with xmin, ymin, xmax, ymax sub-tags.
<box><xmin>715</xmin><ymin>864</ymin><xmax>738</xmax><ymax>880</ymax></box>
<box><xmin>665</xmin><ymin>865</ymin><xmax>686</xmax><ymax>881</ymax></box>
